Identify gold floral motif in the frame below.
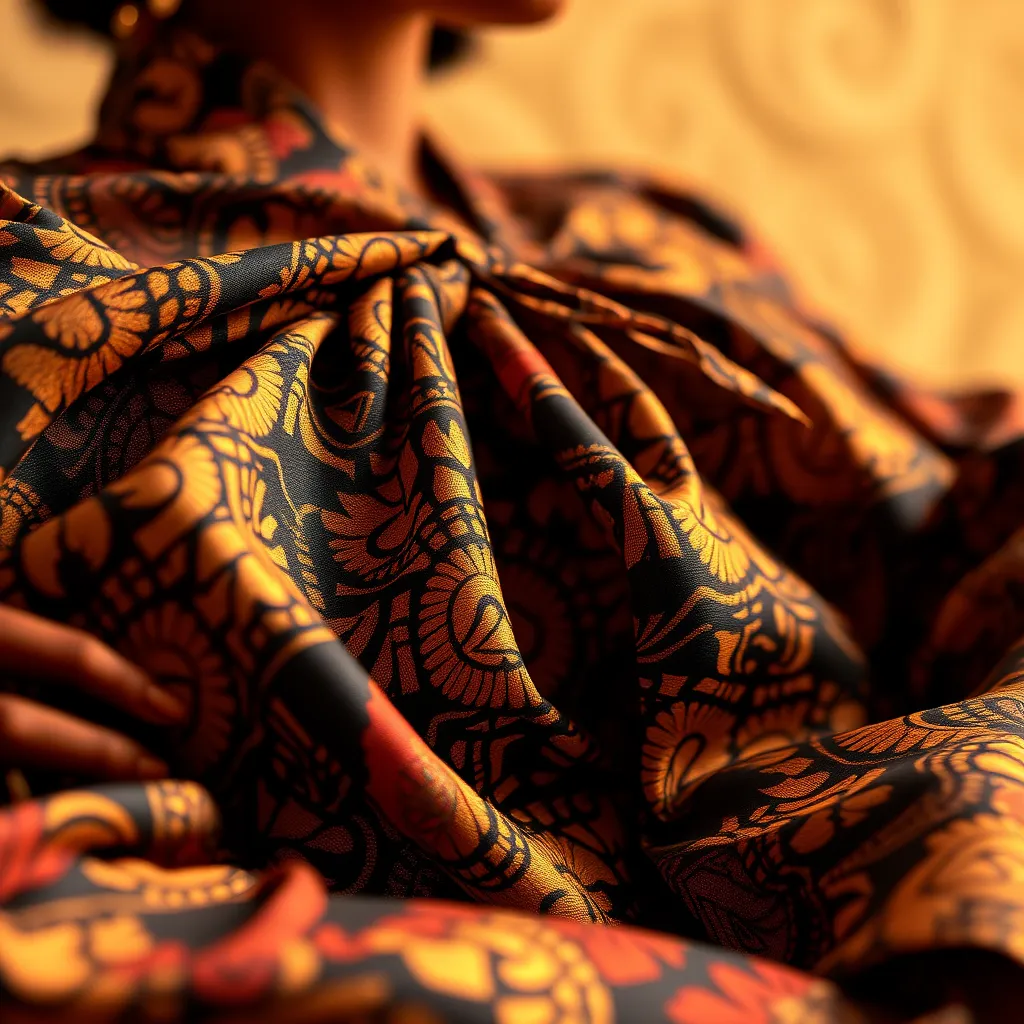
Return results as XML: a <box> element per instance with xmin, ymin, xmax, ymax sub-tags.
<box><xmin>81</xmin><ymin>858</ymin><xmax>254</xmax><ymax>909</ymax></box>
<box><xmin>642</xmin><ymin>701</ymin><xmax>738</xmax><ymax>818</ymax></box>
<box><xmin>365</xmin><ymin>909</ymin><xmax>615</xmax><ymax>1024</ymax></box>
<box><xmin>671</xmin><ymin>495</ymin><xmax>752</xmax><ymax>586</ymax></box>
<box><xmin>417</xmin><ymin>543</ymin><xmax>539</xmax><ymax>709</ymax></box>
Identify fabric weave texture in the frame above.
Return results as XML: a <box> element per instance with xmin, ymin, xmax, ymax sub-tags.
<box><xmin>2</xmin><ymin>31</ymin><xmax>1024</xmax><ymax>1022</ymax></box>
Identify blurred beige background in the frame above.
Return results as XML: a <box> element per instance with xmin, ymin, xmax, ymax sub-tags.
<box><xmin>2</xmin><ymin>0</ymin><xmax>1022</xmax><ymax>388</ymax></box>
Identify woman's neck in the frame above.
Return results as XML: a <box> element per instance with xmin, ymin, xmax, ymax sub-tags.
<box><xmin>188</xmin><ymin>4</ymin><xmax>433</xmax><ymax>193</ymax></box>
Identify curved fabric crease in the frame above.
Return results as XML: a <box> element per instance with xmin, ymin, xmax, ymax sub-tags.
<box><xmin>2</xmin><ymin>27</ymin><xmax>1024</xmax><ymax>1022</ymax></box>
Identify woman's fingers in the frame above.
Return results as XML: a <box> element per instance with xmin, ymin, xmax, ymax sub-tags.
<box><xmin>0</xmin><ymin>694</ymin><xmax>168</xmax><ymax>780</ymax></box>
<box><xmin>0</xmin><ymin>605</ymin><xmax>186</xmax><ymax>724</ymax></box>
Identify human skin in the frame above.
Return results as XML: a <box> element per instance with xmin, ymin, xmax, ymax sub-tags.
<box><xmin>187</xmin><ymin>0</ymin><xmax>566</xmax><ymax>192</ymax></box>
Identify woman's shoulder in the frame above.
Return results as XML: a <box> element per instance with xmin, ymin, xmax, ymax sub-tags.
<box><xmin>485</xmin><ymin>164</ymin><xmax>751</xmax><ymax>251</ymax></box>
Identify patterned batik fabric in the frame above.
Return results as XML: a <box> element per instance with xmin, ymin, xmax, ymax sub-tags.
<box><xmin>2</xmin><ymin>29</ymin><xmax>1024</xmax><ymax>1023</ymax></box>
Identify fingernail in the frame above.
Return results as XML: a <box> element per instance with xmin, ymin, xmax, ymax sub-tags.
<box><xmin>145</xmin><ymin>685</ymin><xmax>188</xmax><ymax>723</ymax></box>
<box><xmin>136</xmin><ymin>755</ymin><xmax>169</xmax><ymax>780</ymax></box>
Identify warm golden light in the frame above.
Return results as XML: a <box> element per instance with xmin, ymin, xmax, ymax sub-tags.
<box><xmin>148</xmin><ymin>0</ymin><xmax>181</xmax><ymax>19</ymax></box>
<box><xmin>3</xmin><ymin>0</ymin><xmax>1022</xmax><ymax>390</ymax></box>
<box><xmin>111</xmin><ymin>2</ymin><xmax>139</xmax><ymax>39</ymax></box>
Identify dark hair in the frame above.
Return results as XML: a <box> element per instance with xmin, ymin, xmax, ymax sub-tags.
<box><xmin>35</xmin><ymin>1</ymin><xmax>474</xmax><ymax>73</ymax></box>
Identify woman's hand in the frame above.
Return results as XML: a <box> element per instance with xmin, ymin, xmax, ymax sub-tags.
<box><xmin>0</xmin><ymin>604</ymin><xmax>186</xmax><ymax>781</ymax></box>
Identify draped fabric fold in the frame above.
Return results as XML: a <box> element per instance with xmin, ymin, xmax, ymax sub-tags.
<box><xmin>2</xmin><ymin>29</ymin><xmax>1024</xmax><ymax>1021</ymax></box>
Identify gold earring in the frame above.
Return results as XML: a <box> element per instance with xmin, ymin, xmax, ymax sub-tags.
<box><xmin>111</xmin><ymin>3</ymin><xmax>141</xmax><ymax>39</ymax></box>
<box><xmin>111</xmin><ymin>0</ymin><xmax>182</xmax><ymax>39</ymax></box>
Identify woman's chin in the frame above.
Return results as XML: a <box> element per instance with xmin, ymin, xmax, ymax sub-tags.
<box><xmin>505</xmin><ymin>0</ymin><xmax>567</xmax><ymax>24</ymax></box>
<box><xmin>433</xmin><ymin>0</ymin><xmax>568</xmax><ymax>28</ymax></box>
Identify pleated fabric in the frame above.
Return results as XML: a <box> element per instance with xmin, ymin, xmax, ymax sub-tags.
<box><xmin>2</xmin><ymin>30</ymin><xmax>1024</xmax><ymax>1021</ymax></box>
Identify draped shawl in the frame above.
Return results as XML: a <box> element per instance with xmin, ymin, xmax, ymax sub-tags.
<box><xmin>3</xmin><ymin>30</ymin><xmax>1024</xmax><ymax>1022</ymax></box>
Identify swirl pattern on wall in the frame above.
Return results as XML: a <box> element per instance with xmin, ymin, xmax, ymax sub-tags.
<box><xmin>428</xmin><ymin>0</ymin><xmax>1024</xmax><ymax>389</ymax></box>
<box><xmin>938</xmin><ymin>0</ymin><xmax>1024</xmax><ymax>258</ymax></box>
<box><xmin>716</xmin><ymin>0</ymin><xmax>951</xmax><ymax>145</ymax></box>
